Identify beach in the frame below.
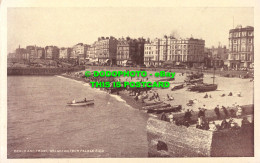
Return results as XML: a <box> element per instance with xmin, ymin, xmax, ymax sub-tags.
<box><xmin>64</xmin><ymin>68</ymin><xmax>254</xmax><ymax>112</ymax></box>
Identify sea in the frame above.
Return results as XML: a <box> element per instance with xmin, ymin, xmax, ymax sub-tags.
<box><xmin>7</xmin><ymin>76</ymin><xmax>149</xmax><ymax>158</ymax></box>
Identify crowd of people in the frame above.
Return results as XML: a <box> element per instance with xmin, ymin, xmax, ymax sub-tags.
<box><xmin>160</xmin><ymin>103</ymin><xmax>251</xmax><ymax>131</ymax></box>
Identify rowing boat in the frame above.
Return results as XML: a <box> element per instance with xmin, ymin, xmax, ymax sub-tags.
<box><xmin>67</xmin><ymin>99</ymin><xmax>94</xmax><ymax>106</ymax></box>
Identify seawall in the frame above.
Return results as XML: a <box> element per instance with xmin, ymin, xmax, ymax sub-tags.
<box><xmin>7</xmin><ymin>67</ymin><xmax>85</xmax><ymax>76</ymax></box>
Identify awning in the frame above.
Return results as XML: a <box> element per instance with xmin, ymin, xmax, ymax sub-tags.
<box><xmin>105</xmin><ymin>59</ymin><xmax>110</xmax><ymax>63</ymax></box>
<box><xmin>175</xmin><ymin>62</ymin><xmax>180</xmax><ymax>65</ymax></box>
<box><xmin>163</xmin><ymin>60</ymin><xmax>174</xmax><ymax>65</ymax></box>
<box><xmin>89</xmin><ymin>59</ymin><xmax>98</xmax><ymax>63</ymax></box>
<box><xmin>126</xmin><ymin>60</ymin><xmax>133</xmax><ymax>64</ymax></box>
<box><xmin>122</xmin><ymin>60</ymin><xmax>127</xmax><ymax>64</ymax></box>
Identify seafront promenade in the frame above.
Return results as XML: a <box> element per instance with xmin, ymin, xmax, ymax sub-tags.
<box><xmin>85</xmin><ymin>65</ymin><xmax>253</xmax><ymax>78</ymax></box>
<box><xmin>7</xmin><ymin>66</ymin><xmax>85</xmax><ymax>75</ymax></box>
<box><xmin>61</xmin><ymin>67</ymin><xmax>254</xmax><ymax>113</ymax></box>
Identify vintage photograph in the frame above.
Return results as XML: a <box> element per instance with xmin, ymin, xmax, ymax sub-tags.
<box><xmin>6</xmin><ymin>6</ymin><xmax>254</xmax><ymax>158</ymax></box>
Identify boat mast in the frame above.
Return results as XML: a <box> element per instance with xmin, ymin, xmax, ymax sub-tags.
<box><xmin>213</xmin><ymin>67</ymin><xmax>216</xmax><ymax>84</ymax></box>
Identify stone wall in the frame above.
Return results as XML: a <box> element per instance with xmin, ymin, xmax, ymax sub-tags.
<box><xmin>147</xmin><ymin>118</ymin><xmax>213</xmax><ymax>157</ymax></box>
<box><xmin>7</xmin><ymin>67</ymin><xmax>85</xmax><ymax>76</ymax></box>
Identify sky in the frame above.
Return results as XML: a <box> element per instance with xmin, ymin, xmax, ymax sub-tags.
<box><xmin>7</xmin><ymin>7</ymin><xmax>253</xmax><ymax>53</ymax></box>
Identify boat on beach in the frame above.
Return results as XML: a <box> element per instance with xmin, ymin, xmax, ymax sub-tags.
<box><xmin>185</xmin><ymin>78</ymin><xmax>203</xmax><ymax>85</ymax></box>
<box><xmin>188</xmin><ymin>67</ymin><xmax>218</xmax><ymax>92</ymax></box>
<box><xmin>188</xmin><ymin>84</ymin><xmax>203</xmax><ymax>91</ymax></box>
<box><xmin>147</xmin><ymin>105</ymin><xmax>182</xmax><ymax>114</ymax></box>
<box><xmin>184</xmin><ymin>72</ymin><xmax>204</xmax><ymax>84</ymax></box>
<box><xmin>171</xmin><ymin>84</ymin><xmax>184</xmax><ymax>91</ymax></box>
<box><xmin>67</xmin><ymin>99</ymin><xmax>94</xmax><ymax>106</ymax></box>
<box><xmin>141</xmin><ymin>103</ymin><xmax>171</xmax><ymax>110</ymax></box>
<box><xmin>144</xmin><ymin>101</ymin><xmax>164</xmax><ymax>106</ymax></box>
<box><xmin>197</xmin><ymin>84</ymin><xmax>218</xmax><ymax>92</ymax></box>
<box><xmin>197</xmin><ymin>67</ymin><xmax>218</xmax><ymax>92</ymax></box>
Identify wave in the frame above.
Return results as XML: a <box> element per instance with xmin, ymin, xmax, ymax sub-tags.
<box><xmin>109</xmin><ymin>94</ymin><xmax>125</xmax><ymax>102</ymax></box>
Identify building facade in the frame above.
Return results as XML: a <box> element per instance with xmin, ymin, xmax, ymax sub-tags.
<box><xmin>36</xmin><ymin>48</ymin><xmax>45</xmax><ymax>59</ymax></box>
<box><xmin>134</xmin><ymin>38</ymin><xmax>145</xmax><ymax>65</ymax></box>
<box><xmin>204</xmin><ymin>45</ymin><xmax>228</xmax><ymax>68</ymax></box>
<box><xmin>116</xmin><ymin>37</ymin><xmax>145</xmax><ymax>66</ymax></box>
<box><xmin>45</xmin><ymin>46</ymin><xmax>60</xmax><ymax>59</ymax></box>
<box><xmin>228</xmin><ymin>25</ymin><xmax>254</xmax><ymax>68</ymax></box>
<box><xmin>71</xmin><ymin>43</ymin><xmax>90</xmax><ymax>59</ymax></box>
<box><xmin>95</xmin><ymin>36</ymin><xmax>118</xmax><ymax>65</ymax></box>
<box><xmin>26</xmin><ymin>46</ymin><xmax>36</xmax><ymax>59</ymax></box>
<box><xmin>15</xmin><ymin>46</ymin><xmax>29</xmax><ymax>60</ymax></box>
<box><xmin>59</xmin><ymin>47</ymin><xmax>71</xmax><ymax>59</ymax></box>
<box><xmin>144</xmin><ymin>36</ymin><xmax>205</xmax><ymax>67</ymax></box>
<box><xmin>87</xmin><ymin>44</ymin><xmax>96</xmax><ymax>59</ymax></box>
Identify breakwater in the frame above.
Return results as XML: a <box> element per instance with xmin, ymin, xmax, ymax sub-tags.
<box><xmin>7</xmin><ymin>67</ymin><xmax>85</xmax><ymax>76</ymax></box>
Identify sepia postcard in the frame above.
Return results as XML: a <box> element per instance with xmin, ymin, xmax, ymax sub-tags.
<box><xmin>0</xmin><ymin>0</ymin><xmax>259</xmax><ymax>163</ymax></box>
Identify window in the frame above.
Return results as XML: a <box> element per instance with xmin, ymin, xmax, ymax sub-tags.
<box><xmin>241</xmin><ymin>46</ymin><xmax>245</xmax><ymax>51</ymax></box>
<box><xmin>233</xmin><ymin>45</ymin><xmax>237</xmax><ymax>52</ymax></box>
<box><xmin>248</xmin><ymin>31</ymin><xmax>253</xmax><ymax>36</ymax></box>
<box><xmin>249</xmin><ymin>39</ymin><xmax>252</xmax><ymax>44</ymax></box>
<box><xmin>233</xmin><ymin>39</ymin><xmax>237</xmax><ymax>43</ymax></box>
<box><xmin>248</xmin><ymin>46</ymin><xmax>252</xmax><ymax>52</ymax></box>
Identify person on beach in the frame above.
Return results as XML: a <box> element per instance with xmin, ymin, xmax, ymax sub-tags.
<box><xmin>184</xmin><ymin>109</ymin><xmax>192</xmax><ymax>122</ymax></box>
<box><xmin>161</xmin><ymin>112</ymin><xmax>167</xmax><ymax>121</ymax></box>
<box><xmin>228</xmin><ymin>92</ymin><xmax>233</xmax><ymax>96</ymax></box>
<box><xmin>236</xmin><ymin>105</ymin><xmax>243</xmax><ymax>118</ymax></box>
<box><xmin>204</xmin><ymin>93</ymin><xmax>208</xmax><ymax>98</ymax></box>
<box><xmin>241</xmin><ymin>117</ymin><xmax>250</xmax><ymax>127</ymax></box>
<box><xmin>196</xmin><ymin>120</ymin><xmax>202</xmax><ymax>129</ymax></box>
<box><xmin>214</xmin><ymin>105</ymin><xmax>221</xmax><ymax>119</ymax></box>
<box><xmin>229</xmin><ymin>109</ymin><xmax>236</xmax><ymax>117</ymax></box>
<box><xmin>168</xmin><ymin>112</ymin><xmax>174</xmax><ymax>123</ymax></box>
<box><xmin>202</xmin><ymin>119</ymin><xmax>210</xmax><ymax>130</ymax></box>
<box><xmin>167</xmin><ymin>94</ymin><xmax>174</xmax><ymax>101</ymax></box>
<box><xmin>221</xmin><ymin>119</ymin><xmax>229</xmax><ymax>129</ymax></box>
<box><xmin>210</xmin><ymin>121</ymin><xmax>219</xmax><ymax>131</ymax></box>
<box><xmin>153</xmin><ymin>92</ymin><xmax>156</xmax><ymax>99</ymax></box>
<box><xmin>228</xmin><ymin>118</ymin><xmax>239</xmax><ymax>129</ymax></box>
<box><xmin>156</xmin><ymin>93</ymin><xmax>160</xmax><ymax>101</ymax></box>
<box><xmin>72</xmin><ymin>99</ymin><xmax>76</xmax><ymax>104</ymax></box>
<box><xmin>183</xmin><ymin>120</ymin><xmax>190</xmax><ymax>128</ymax></box>
<box><xmin>237</xmin><ymin>92</ymin><xmax>242</xmax><ymax>97</ymax></box>
<box><xmin>198</xmin><ymin>107</ymin><xmax>206</xmax><ymax>118</ymax></box>
<box><xmin>222</xmin><ymin>106</ymin><xmax>229</xmax><ymax>118</ymax></box>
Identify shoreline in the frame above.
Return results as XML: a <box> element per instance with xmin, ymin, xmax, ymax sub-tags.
<box><xmin>59</xmin><ymin>73</ymin><xmax>146</xmax><ymax>110</ymax></box>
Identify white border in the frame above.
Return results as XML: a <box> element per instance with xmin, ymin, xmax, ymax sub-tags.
<box><xmin>0</xmin><ymin>0</ymin><xmax>259</xmax><ymax>163</ymax></box>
